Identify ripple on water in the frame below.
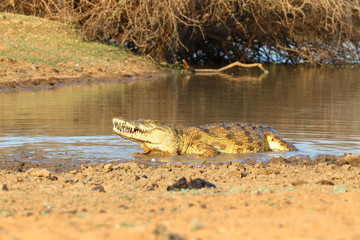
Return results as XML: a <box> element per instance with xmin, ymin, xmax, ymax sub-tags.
<box><xmin>1</xmin><ymin>67</ymin><xmax>360</xmax><ymax>163</ymax></box>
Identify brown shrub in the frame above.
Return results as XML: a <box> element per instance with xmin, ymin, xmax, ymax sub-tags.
<box><xmin>1</xmin><ymin>0</ymin><xmax>359</xmax><ymax>64</ymax></box>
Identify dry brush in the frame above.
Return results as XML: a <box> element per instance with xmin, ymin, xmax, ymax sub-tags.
<box><xmin>1</xmin><ymin>0</ymin><xmax>359</xmax><ymax>64</ymax></box>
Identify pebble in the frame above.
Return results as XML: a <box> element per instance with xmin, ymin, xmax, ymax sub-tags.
<box><xmin>2</xmin><ymin>184</ymin><xmax>9</xmax><ymax>191</ymax></box>
<box><xmin>26</xmin><ymin>168</ymin><xmax>52</xmax><ymax>178</ymax></box>
<box><xmin>91</xmin><ymin>185</ymin><xmax>106</xmax><ymax>193</ymax></box>
<box><xmin>103</xmin><ymin>163</ymin><xmax>113</xmax><ymax>171</ymax></box>
<box><xmin>167</xmin><ymin>177</ymin><xmax>216</xmax><ymax>191</ymax></box>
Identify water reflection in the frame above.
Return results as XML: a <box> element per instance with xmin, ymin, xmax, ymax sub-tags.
<box><xmin>0</xmin><ymin>66</ymin><xmax>359</xmax><ymax>163</ymax></box>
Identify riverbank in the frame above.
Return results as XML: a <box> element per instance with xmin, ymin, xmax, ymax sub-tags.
<box><xmin>1</xmin><ymin>154</ymin><xmax>360</xmax><ymax>239</ymax></box>
<box><xmin>0</xmin><ymin>12</ymin><xmax>162</xmax><ymax>91</ymax></box>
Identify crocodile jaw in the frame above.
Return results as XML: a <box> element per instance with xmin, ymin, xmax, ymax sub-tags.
<box><xmin>112</xmin><ymin>117</ymin><xmax>152</xmax><ymax>141</ymax></box>
<box><xmin>112</xmin><ymin>117</ymin><xmax>178</xmax><ymax>154</ymax></box>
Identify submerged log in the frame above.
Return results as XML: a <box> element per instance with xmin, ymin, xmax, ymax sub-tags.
<box><xmin>182</xmin><ymin>60</ymin><xmax>269</xmax><ymax>74</ymax></box>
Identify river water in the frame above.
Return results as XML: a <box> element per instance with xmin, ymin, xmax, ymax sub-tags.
<box><xmin>1</xmin><ymin>66</ymin><xmax>359</xmax><ymax>163</ymax></box>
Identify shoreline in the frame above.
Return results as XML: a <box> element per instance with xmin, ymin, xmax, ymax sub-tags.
<box><xmin>0</xmin><ymin>72</ymin><xmax>167</xmax><ymax>92</ymax></box>
<box><xmin>1</xmin><ymin>152</ymin><xmax>359</xmax><ymax>173</ymax></box>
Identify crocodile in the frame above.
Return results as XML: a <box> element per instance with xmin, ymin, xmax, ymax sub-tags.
<box><xmin>112</xmin><ymin>117</ymin><xmax>297</xmax><ymax>156</ymax></box>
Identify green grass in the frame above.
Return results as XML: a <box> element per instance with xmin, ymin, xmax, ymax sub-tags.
<box><xmin>332</xmin><ymin>185</ymin><xmax>347</xmax><ymax>193</ymax></box>
<box><xmin>115</xmin><ymin>222</ymin><xmax>135</xmax><ymax>228</ymax></box>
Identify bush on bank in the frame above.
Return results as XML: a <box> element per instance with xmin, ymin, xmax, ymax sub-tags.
<box><xmin>1</xmin><ymin>0</ymin><xmax>359</xmax><ymax>64</ymax></box>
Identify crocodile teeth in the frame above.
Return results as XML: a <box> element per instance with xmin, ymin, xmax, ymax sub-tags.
<box><xmin>119</xmin><ymin>125</ymin><xmax>145</xmax><ymax>135</ymax></box>
<box><xmin>113</xmin><ymin>119</ymin><xmax>150</xmax><ymax>136</ymax></box>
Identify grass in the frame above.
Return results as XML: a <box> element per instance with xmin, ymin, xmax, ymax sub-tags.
<box><xmin>0</xmin><ymin>12</ymin><xmax>124</xmax><ymax>67</ymax></box>
<box><xmin>0</xmin><ymin>12</ymin><xmax>155</xmax><ymax>76</ymax></box>
<box><xmin>333</xmin><ymin>185</ymin><xmax>348</xmax><ymax>193</ymax></box>
<box><xmin>115</xmin><ymin>222</ymin><xmax>135</xmax><ymax>228</ymax></box>
<box><xmin>191</xmin><ymin>221</ymin><xmax>203</xmax><ymax>231</ymax></box>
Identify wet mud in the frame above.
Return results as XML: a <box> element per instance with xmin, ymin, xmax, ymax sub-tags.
<box><xmin>0</xmin><ymin>72</ymin><xmax>163</xmax><ymax>92</ymax></box>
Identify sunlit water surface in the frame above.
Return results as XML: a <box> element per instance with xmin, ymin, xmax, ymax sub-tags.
<box><xmin>1</xmin><ymin>66</ymin><xmax>360</xmax><ymax>164</ymax></box>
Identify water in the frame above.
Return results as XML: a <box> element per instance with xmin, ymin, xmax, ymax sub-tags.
<box><xmin>1</xmin><ymin>65</ymin><xmax>360</xmax><ymax>163</ymax></box>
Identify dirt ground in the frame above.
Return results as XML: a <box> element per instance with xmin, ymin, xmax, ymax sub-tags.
<box><xmin>1</xmin><ymin>12</ymin><xmax>360</xmax><ymax>240</ymax></box>
<box><xmin>1</xmin><ymin>154</ymin><xmax>360</xmax><ymax>240</ymax></box>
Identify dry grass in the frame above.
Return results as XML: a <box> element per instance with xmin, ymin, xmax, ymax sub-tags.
<box><xmin>1</xmin><ymin>0</ymin><xmax>359</xmax><ymax>64</ymax></box>
<box><xmin>0</xmin><ymin>12</ymin><xmax>158</xmax><ymax>83</ymax></box>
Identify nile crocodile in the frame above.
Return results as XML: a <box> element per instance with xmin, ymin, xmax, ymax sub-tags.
<box><xmin>112</xmin><ymin>117</ymin><xmax>297</xmax><ymax>156</ymax></box>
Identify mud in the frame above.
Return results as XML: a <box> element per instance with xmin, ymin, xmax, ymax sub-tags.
<box><xmin>0</xmin><ymin>72</ymin><xmax>164</xmax><ymax>92</ymax></box>
<box><xmin>1</xmin><ymin>154</ymin><xmax>360</xmax><ymax>239</ymax></box>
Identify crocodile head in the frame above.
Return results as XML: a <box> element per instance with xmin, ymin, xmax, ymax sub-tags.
<box><xmin>264</xmin><ymin>132</ymin><xmax>297</xmax><ymax>152</ymax></box>
<box><xmin>112</xmin><ymin>117</ymin><xmax>178</xmax><ymax>154</ymax></box>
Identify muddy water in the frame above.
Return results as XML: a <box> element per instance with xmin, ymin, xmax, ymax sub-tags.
<box><xmin>1</xmin><ymin>66</ymin><xmax>360</xmax><ymax>163</ymax></box>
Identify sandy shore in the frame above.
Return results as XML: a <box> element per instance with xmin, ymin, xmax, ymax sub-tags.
<box><xmin>1</xmin><ymin>154</ymin><xmax>360</xmax><ymax>239</ymax></box>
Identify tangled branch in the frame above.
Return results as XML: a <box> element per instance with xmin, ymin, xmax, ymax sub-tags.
<box><xmin>1</xmin><ymin>0</ymin><xmax>359</xmax><ymax>64</ymax></box>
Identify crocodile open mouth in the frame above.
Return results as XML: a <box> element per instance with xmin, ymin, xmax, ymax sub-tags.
<box><xmin>113</xmin><ymin>118</ymin><xmax>152</xmax><ymax>136</ymax></box>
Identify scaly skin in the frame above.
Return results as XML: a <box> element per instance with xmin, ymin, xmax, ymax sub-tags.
<box><xmin>112</xmin><ymin>117</ymin><xmax>297</xmax><ymax>156</ymax></box>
